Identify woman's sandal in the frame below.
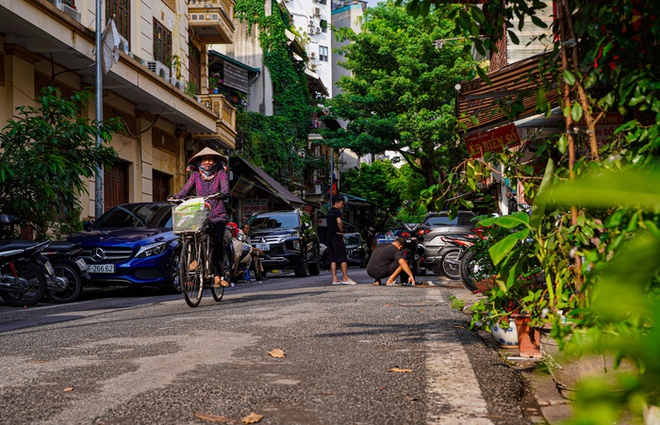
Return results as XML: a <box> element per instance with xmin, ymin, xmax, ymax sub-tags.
<box><xmin>213</xmin><ymin>276</ymin><xmax>231</xmax><ymax>288</ymax></box>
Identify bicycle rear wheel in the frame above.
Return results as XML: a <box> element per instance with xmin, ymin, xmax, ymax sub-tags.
<box><xmin>180</xmin><ymin>238</ymin><xmax>203</xmax><ymax>307</ymax></box>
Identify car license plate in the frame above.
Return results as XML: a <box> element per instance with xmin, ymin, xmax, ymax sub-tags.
<box><xmin>44</xmin><ymin>261</ymin><xmax>54</xmax><ymax>276</ymax></box>
<box><xmin>256</xmin><ymin>243</ymin><xmax>269</xmax><ymax>251</ymax></box>
<box><xmin>76</xmin><ymin>258</ymin><xmax>88</xmax><ymax>271</ymax></box>
<box><xmin>87</xmin><ymin>264</ymin><xmax>115</xmax><ymax>274</ymax></box>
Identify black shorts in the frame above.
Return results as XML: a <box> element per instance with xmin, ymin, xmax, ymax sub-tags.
<box><xmin>328</xmin><ymin>239</ymin><xmax>348</xmax><ymax>264</ymax></box>
<box><xmin>367</xmin><ymin>261</ymin><xmax>400</xmax><ymax>280</ymax></box>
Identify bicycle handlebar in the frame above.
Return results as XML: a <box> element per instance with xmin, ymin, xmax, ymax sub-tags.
<box><xmin>168</xmin><ymin>193</ymin><xmax>225</xmax><ymax>204</ymax></box>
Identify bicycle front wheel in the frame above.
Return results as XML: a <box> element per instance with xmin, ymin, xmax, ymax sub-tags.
<box><xmin>180</xmin><ymin>238</ymin><xmax>203</xmax><ymax>307</ymax></box>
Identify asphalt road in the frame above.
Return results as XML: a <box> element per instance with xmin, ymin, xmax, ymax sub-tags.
<box><xmin>0</xmin><ymin>269</ymin><xmax>535</xmax><ymax>425</ymax></box>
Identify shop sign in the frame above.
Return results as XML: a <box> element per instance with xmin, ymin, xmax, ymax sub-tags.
<box><xmin>576</xmin><ymin>112</ymin><xmax>623</xmax><ymax>146</ymax></box>
<box><xmin>465</xmin><ymin>123</ymin><xmax>521</xmax><ymax>158</ymax></box>
<box><xmin>242</xmin><ymin>199</ymin><xmax>268</xmax><ymax>223</ymax></box>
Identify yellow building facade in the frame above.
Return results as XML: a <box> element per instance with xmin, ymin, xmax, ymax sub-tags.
<box><xmin>0</xmin><ymin>0</ymin><xmax>236</xmax><ymax>218</ymax></box>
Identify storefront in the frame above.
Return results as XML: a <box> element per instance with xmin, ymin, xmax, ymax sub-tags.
<box><xmin>227</xmin><ymin>156</ymin><xmax>307</xmax><ymax>225</ymax></box>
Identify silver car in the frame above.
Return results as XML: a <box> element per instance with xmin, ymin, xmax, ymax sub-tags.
<box><xmin>417</xmin><ymin>211</ymin><xmax>476</xmax><ymax>275</ymax></box>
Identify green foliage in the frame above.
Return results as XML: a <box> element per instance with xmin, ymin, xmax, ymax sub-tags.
<box><xmin>396</xmin><ymin>0</ymin><xmax>660</xmax><ymax>421</ymax></box>
<box><xmin>340</xmin><ymin>160</ymin><xmax>401</xmax><ymax>214</ymax></box>
<box><xmin>234</xmin><ymin>0</ymin><xmax>314</xmax><ymax>179</ymax></box>
<box><xmin>324</xmin><ymin>2</ymin><xmax>474</xmax><ymax>195</ymax></box>
<box><xmin>537</xmin><ymin>169</ymin><xmax>660</xmax><ymax>423</ymax></box>
<box><xmin>0</xmin><ymin>86</ymin><xmax>122</xmax><ymax>238</ymax></box>
<box><xmin>448</xmin><ymin>295</ymin><xmax>465</xmax><ymax>312</ymax></box>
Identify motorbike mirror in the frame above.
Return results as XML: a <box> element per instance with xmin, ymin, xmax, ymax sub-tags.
<box><xmin>83</xmin><ymin>220</ymin><xmax>95</xmax><ymax>231</ymax></box>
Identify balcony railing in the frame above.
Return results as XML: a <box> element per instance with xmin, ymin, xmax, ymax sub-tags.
<box><xmin>188</xmin><ymin>0</ymin><xmax>236</xmax><ymax>44</ymax></box>
<box><xmin>196</xmin><ymin>93</ymin><xmax>237</xmax><ymax>150</ymax></box>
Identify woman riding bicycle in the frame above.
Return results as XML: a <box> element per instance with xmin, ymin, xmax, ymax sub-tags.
<box><xmin>171</xmin><ymin>147</ymin><xmax>230</xmax><ymax>288</ymax></box>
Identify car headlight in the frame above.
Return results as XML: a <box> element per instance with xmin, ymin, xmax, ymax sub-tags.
<box><xmin>136</xmin><ymin>242</ymin><xmax>169</xmax><ymax>258</ymax></box>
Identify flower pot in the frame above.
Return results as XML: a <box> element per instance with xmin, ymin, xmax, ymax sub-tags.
<box><xmin>512</xmin><ymin>314</ymin><xmax>541</xmax><ymax>358</ymax></box>
<box><xmin>491</xmin><ymin>319</ymin><xmax>518</xmax><ymax>348</ymax></box>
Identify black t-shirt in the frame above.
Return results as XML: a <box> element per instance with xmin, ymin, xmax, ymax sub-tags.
<box><xmin>366</xmin><ymin>243</ymin><xmax>402</xmax><ymax>276</ymax></box>
<box><xmin>326</xmin><ymin>207</ymin><xmax>343</xmax><ymax>242</ymax></box>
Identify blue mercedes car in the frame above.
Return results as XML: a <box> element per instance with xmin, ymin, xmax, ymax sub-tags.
<box><xmin>66</xmin><ymin>202</ymin><xmax>181</xmax><ymax>292</ymax></box>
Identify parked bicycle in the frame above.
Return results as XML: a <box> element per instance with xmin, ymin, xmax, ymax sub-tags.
<box><xmin>170</xmin><ymin>194</ymin><xmax>233</xmax><ymax>307</ymax></box>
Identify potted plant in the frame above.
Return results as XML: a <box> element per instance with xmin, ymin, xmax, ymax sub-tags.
<box><xmin>208</xmin><ymin>72</ymin><xmax>223</xmax><ymax>94</ymax></box>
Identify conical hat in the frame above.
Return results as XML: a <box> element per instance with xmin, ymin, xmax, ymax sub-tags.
<box><xmin>188</xmin><ymin>147</ymin><xmax>227</xmax><ymax>165</ymax></box>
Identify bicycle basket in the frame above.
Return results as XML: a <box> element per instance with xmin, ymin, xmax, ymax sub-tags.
<box><xmin>172</xmin><ymin>198</ymin><xmax>209</xmax><ymax>234</ymax></box>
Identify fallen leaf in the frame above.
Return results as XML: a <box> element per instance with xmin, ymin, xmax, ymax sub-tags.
<box><xmin>385</xmin><ymin>303</ymin><xmax>390</xmax><ymax>307</ymax></box>
<box><xmin>63</xmin><ymin>387</ymin><xmax>74</xmax><ymax>392</ymax></box>
<box><xmin>194</xmin><ymin>413</ymin><xmax>238</xmax><ymax>423</ymax></box>
<box><xmin>454</xmin><ymin>325</ymin><xmax>466</xmax><ymax>330</ymax></box>
<box><xmin>267</xmin><ymin>349</ymin><xmax>286</xmax><ymax>358</ymax></box>
<box><xmin>241</xmin><ymin>412</ymin><xmax>264</xmax><ymax>424</ymax></box>
<box><xmin>388</xmin><ymin>367</ymin><xmax>412</xmax><ymax>373</ymax></box>
<box><xmin>419</xmin><ymin>309</ymin><xmax>424</xmax><ymax>313</ymax></box>
<box><xmin>405</xmin><ymin>395</ymin><xmax>419</xmax><ymax>401</ymax></box>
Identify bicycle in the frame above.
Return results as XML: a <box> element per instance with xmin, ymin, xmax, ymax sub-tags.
<box><xmin>170</xmin><ymin>194</ymin><xmax>232</xmax><ymax>307</ymax></box>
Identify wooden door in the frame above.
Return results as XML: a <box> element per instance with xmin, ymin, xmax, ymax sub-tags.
<box><xmin>104</xmin><ymin>161</ymin><xmax>129</xmax><ymax>211</ymax></box>
<box><xmin>152</xmin><ymin>170</ymin><xmax>171</xmax><ymax>202</ymax></box>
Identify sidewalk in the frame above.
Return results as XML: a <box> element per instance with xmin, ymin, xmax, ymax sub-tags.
<box><xmin>454</xmin><ymin>288</ymin><xmax>574</xmax><ymax>425</ymax></box>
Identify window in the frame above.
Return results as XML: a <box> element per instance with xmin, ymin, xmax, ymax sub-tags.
<box><xmin>106</xmin><ymin>0</ymin><xmax>130</xmax><ymax>42</ymax></box>
<box><xmin>319</xmin><ymin>46</ymin><xmax>328</xmax><ymax>62</ymax></box>
<box><xmin>153</xmin><ymin>19</ymin><xmax>172</xmax><ymax>64</ymax></box>
<box><xmin>319</xmin><ymin>0</ymin><xmax>327</xmax><ymax>4</ymax></box>
<box><xmin>320</xmin><ymin>19</ymin><xmax>328</xmax><ymax>33</ymax></box>
<box><xmin>189</xmin><ymin>43</ymin><xmax>201</xmax><ymax>94</ymax></box>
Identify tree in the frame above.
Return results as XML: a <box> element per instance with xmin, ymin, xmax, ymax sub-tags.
<box><xmin>324</xmin><ymin>3</ymin><xmax>474</xmax><ymax>192</ymax></box>
<box><xmin>395</xmin><ymin>1</ymin><xmax>660</xmax><ymax>422</ymax></box>
<box><xmin>0</xmin><ymin>86</ymin><xmax>123</xmax><ymax>238</ymax></box>
<box><xmin>340</xmin><ymin>160</ymin><xmax>401</xmax><ymax>215</ymax></box>
<box><xmin>233</xmin><ymin>0</ymin><xmax>315</xmax><ymax>181</ymax></box>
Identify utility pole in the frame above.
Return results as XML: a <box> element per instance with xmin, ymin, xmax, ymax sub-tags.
<box><xmin>94</xmin><ymin>0</ymin><xmax>104</xmax><ymax>218</ymax></box>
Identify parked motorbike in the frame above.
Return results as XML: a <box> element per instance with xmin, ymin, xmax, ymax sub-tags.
<box><xmin>227</xmin><ymin>223</ymin><xmax>256</xmax><ymax>282</ymax></box>
<box><xmin>0</xmin><ymin>214</ymin><xmax>54</xmax><ymax>306</ymax></box>
<box><xmin>398</xmin><ymin>222</ymin><xmax>423</xmax><ymax>283</ymax></box>
<box><xmin>440</xmin><ymin>234</ymin><xmax>478</xmax><ymax>285</ymax></box>
<box><xmin>41</xmin><ymin>241</ymin><xmax>89</xmax><ymax>303</ymax></box>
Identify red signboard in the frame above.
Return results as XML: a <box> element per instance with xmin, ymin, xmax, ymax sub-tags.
<box><xmin>465</xmin><ymin>123</ymin><xmax>521</xmax><ymax>158</ymax></box>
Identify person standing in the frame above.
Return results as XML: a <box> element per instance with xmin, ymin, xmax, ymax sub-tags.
<box><xmin>171</xmin><ymin>147</ymin><xmax>230</xmax><ymax>288</ymax></box>
<box><xmin>367</xmin><ymin>236</ymin><xmax>416</xmax><ymax>286</ymax></box>
<box><xmin>326</xmin><ymin>194</ymin><xmax>356</xmax><ymax>285</ymax></box>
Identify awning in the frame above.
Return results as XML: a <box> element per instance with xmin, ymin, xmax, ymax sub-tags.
<box><xmin>457</xmin><ymin>52</ymin><xmax>561</xmax><ymax>136</ymax></box>
<box><xmin>305</xmin><ymin>69</ymin><xmax>329</xmax><ymax>97</ymax></box>
<box><xmin>229</xmin><ymin>157</ymin><xmax>306</xmax><ymax>207</ymax></box>
<box><xmin>341</xmin><ymin>193</ymin><xmax>372</xmax><ymax>207</ymax></box>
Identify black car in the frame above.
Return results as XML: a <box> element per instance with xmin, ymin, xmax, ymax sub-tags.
<box><xmin>247</xmin><ymin>210</ymin><xmax>321</xmax><ymax>277</ymax></box>
<box><xmin>320</xmin><ymin>232</ymin><xmax>370</xmax><ymax>269</ymax></box>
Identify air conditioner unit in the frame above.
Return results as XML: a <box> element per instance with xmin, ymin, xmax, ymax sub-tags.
<box><xmin>312</xmin><ymin>0</ymin><xmax>319</xmax><ymax>3</ymax></box>
<box><xmin>315</xmin><ymin>26</ymin><xmax>322</xmax><ymax>34</ymax></box>
<box><xmin>62</xmin><ymin>4</ymin><xmax>81</xmax><ymax>22</ymax></box>
<box><xmin>313</xmin><ymin>7</ymin><xmax>321</xmax><ymax>16</ymax></box>
<box><xmin>118</xmin><ymin>35</ymin><xmax>129</xmax><ymax>55</ymax></box>
<box><xmin>168</xmin><ymin>77</ymin><xmax>185</xmax><ymax>91</ymax></box>
<box><xmin>146</xmin><ymin>60</ymin><xmax>170</xmax><ymax>80</ymax></box>
<box><xmin>309</xmin><ymin>19</ymin><xmax>315</xmax><ymax>27</ymax></box>
<box><xmin>309</xmin><ymin>52</ymin><xmax>316</xmax><ymax>59</ymax></box>
<box><xmin>308</xmin><ymin>27</ymin><xmax>315</xmax><ymax>35</ymax></box>
<box><xmin>313</xmin><ymin>184</ymin><xmax>322</xmax><ymax>194</ymax></box>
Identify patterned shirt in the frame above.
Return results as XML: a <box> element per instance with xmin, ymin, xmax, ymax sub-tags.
<box><xmin>175</xmin><ymin>170</ymin><xmax>230</xmax><ymax>223</ymax></box>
